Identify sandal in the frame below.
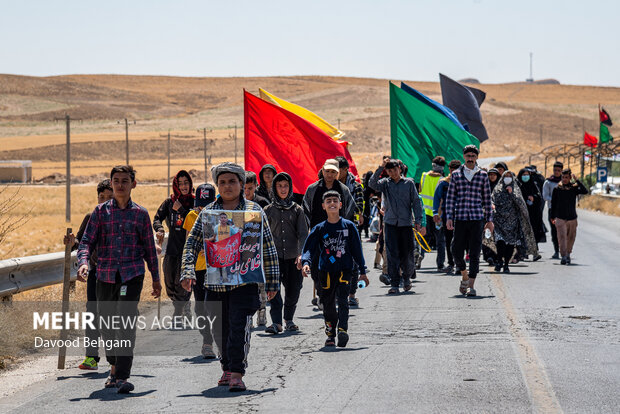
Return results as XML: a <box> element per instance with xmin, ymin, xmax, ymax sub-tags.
<box><xmin>218</xmin><ymin>371</ymin><xmax>231</xmax><ymax>386</ymax></box>
<box><xmin>284</xmin><ymin>321</ymin><xmax>299</xmax><ymax>331</ymax></box>
<box><xmin>459</xmin><ymin>280</ymin><xmax>469</xmax><ymax>295</ymax></box>
<box><xmin>229</xmin><ymin>377</ymin><xmax>246</xmax><ymax>392</ymax></box>
<box><xmin>265</xmin><ymin>324</ymin><xmax>282</xmax><ymax>334</ymax></box>
<box><xmin>104</xmin><ymin>374</ymin><xmax>117</xmax><ymax>388</ymax></box>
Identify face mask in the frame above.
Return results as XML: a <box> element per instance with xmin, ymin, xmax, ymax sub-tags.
<box><xmin>522</xmin><ymin>175</ymin><xmax>530</xmax><ymax>183</ymax></box>
<box><xmin>504</xmin><ymin>177</ymin><xmax>513</xmax><ymax>185</ymax></box>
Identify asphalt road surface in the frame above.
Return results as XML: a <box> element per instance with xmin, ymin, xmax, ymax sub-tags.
<box><xmin>1</xmin><ymin>209</ymin><xmax>618</xmax><ymax>413</ymax></box>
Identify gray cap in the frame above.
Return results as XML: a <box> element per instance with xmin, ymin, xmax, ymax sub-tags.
<box><xmin>211</xmin><ymin>162</ymin><xmax>246</xmax><ymax>183</ymax></box>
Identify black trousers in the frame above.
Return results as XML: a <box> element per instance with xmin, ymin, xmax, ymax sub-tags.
<box><xmin>85</xmin><ymin>267</ymin><xmax>100</xmax><ymax>361</ymax></box>
<box><xmin>452</xmin><ymin>220</ymin><xmax>484</xmax><ymax>279</ymax></box>
<box><xmin>269</xmin><ymin>258</ymin><xmax>303</xmax><ymax>325</ymax></box>
<box><xmin>206</xmin><ymin>284</ymin><xmax>260</xmax><ymax>375</ymax></box>
<box><xmin>96</xmin><ymin>272</ymin><xmax>144</xmax><ymax>380</ymax></box>
<box><xmin>317</xmin><ymin>270</ymin><xmax>352</xmax><ymax>335</ymax></box>
<box><xmin>384</xmin><ymin>224</ymin><xmax>416</xmax><ymax>288</ymax></box>
<box><xmin>443</xmin><ymin>225</ymin><xmax>455</xmax><ymax>267</ymax></box>
<box><xmin>548</xmin><ymin>210</ymin><xmax>559</xmax><ymax>254</ymax></box>
<box><xmin>496</xmin><ymin>240</ymin><xmax>515</xmax><ymax>266</ymax></box>
<box><xmin>192</xmin><ymin>269</ymin><xmax>212</xmax><ymax>344</ymax></box>
<box><xmin>425</xmin><ymin>215</ymin><xmax>438</xmax><ymax>250</ymax></box>
<box><xmin>163</xmin><ymin>255</ymin><xmax>191</xmax><ymax>314</ymax></box>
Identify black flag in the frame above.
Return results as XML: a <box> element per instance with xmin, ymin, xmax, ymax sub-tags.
<box><xmin>439</xmin><ymin>73</ymin><xmax>489</xmax><ymax>142</ymax></box>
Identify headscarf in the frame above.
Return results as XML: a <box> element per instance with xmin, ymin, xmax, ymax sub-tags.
<box><xmin>171</xmin><ymin>170</ymin><xmax>194</xmax><ymax>210</ymax></box>
<box><xmin>270</xmin><ymin>172</ymin><xmax>295</xmax><ymax>209</ymax></box>
<box><xmin>257</xmin><ymin>164</ymin><xmax>277</xmax><ymax>199</ymax></box>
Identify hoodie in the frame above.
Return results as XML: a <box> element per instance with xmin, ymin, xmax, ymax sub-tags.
<box><xmin>264</xmin><ymin>172</ymin><xmax>309</xmax><ymax>260</ymax></box>
<box><xmin>256</xmin><ymin>164</ymin><xmax>277</xmax><ymax>201</ymax></box>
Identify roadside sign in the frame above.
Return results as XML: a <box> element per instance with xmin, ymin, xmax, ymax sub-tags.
<box><xmin>597</xmin><ymin>167</ymin><xmax>608</xmax><ymax>183</ymax></box>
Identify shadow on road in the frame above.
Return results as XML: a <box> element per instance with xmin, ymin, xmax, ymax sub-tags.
<box><xmin>178</xmin><ymin>387</ymin><xmax>277</xmax><ymax>398</ymax></box>
<box><xmin>255</xmin><ymin>331</ymin><xmax>307</xmax><ymax>339</ymax></box>
<box><xmin>180</xmin><ymin>355</ymin><xmax>220</xmax><ymax>364</ymax></box>
<box><xmin>69</xmin><ymin>389</ymin><xmax>156</xmax><ymax>402</ymax></box>
<box><xmin>449</xmin><ymin>295</ymin><xmax>496</xmax><ymax>300</ymax></box>
<box><xmin>57</xmin><ymin>372</ymin><xmax>108</xmax><ymax>381</ymax></box>
<box><xmin>369</xmin><ymin>292</ymin><xmax>422</xmax><ymax>297</ymax></box>
<box><xmin>301</xmin><ymin>346</ymin><xmax>369</xmax><ymax>354</ymax></box>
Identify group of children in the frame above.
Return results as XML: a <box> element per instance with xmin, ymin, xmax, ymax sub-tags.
<box><xmin>71</xmin><ymin>160</ymin><xmax>368</xmax><ymax>394</ymax></box>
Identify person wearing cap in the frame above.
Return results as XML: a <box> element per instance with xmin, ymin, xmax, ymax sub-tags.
<box><xmin>264</xmin><ymin>172</ymin><xmax>308</xmax><ymax>333</ymax></box>
<box><xmin>369</xmin><ymin>156</ymin><xmax>423</xmax><ymax>294</ymax></box>
<box><xmin>302</xmin><ymin>159</ymin><xmax>356</xmax><ymax>307</ymax></box>
<box><xmin>256</xmin><ymin>164</ymin><xmax>277</xmax><ymax>201</ymax></box>
<box><xmin>154</xmin><ymin>170</ymin><xmax>194</xmax><ymax>318</ymax></box>
<box><xmin>182</xmin><ymin>183</ymin><xmax>217</xmax><ymax>359</ymax></box>
<box><xmin>445</xmin><ymin>145</ymin><xmax>494</xmax><ymax>297</ymax></box>
<box><xmin>180</xmin><ymin>162</ymin><xmax>279</xmax><ymax>392</ymax></box>
<box><xmin>419</xmin><ymin>156</ymin><xmax>446</xmax><ymax>271</ymax></box>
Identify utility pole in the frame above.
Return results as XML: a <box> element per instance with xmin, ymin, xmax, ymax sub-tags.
<box><xmin>337</xmin><ymin>118</ymin><xmax>341</xmax><ymax>130</ymax></box>
<box><xmin>167</xmin><ymin>130</ymin><xmax>171</xmax><ymax>195</ymax></box>
<box><xmin>55</xmin><ymin>114</ymin><xmax>80</xmax><ymax>223</ymax></box>
<box><xmin>539</xmin><ymin>124</ymin><xmax>543</xmax><ymax>147</ymax></box>
<box><xmin>228</xmin><ymin>123</ymin><xmax>238</xmax><ymax>164</ymax></box>
<box><xmin>198</xmin><ymin>127</ymin><xmax>213</xmax><ymax>181</ymax></box>
<box><xmin>119</xmin><ymin>118</ymin><xmax>136</xmax><ymax>165</ymax></box>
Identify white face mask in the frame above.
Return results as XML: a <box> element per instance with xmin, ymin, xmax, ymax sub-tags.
<box><xmin>504</xmin><ymin>177</ymin><xmax>513</xmax><ymax>185</ymax></box>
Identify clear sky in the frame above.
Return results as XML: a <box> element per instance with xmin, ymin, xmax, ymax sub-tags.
<box><xmin>1</xmin><ymin>0</ymin><xmax>618</xmax><ymax>87</ymax></box>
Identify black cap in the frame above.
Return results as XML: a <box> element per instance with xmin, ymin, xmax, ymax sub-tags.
<box><xmin>194</xmin><ymin>183</ymin><xmax>215</xmax><ymax>208</ymax></box>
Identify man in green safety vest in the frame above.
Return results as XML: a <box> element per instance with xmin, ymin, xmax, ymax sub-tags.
<box><xmin>418</xmin><ymin>156</ymin><xmax>446</xmax><ymax>271</ymax></box>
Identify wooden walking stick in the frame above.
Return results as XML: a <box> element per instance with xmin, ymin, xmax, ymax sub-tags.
<box><xmin>58</xmin><ymin>228</ymin><xmax>72</xmax><ymax>369</ymax></box>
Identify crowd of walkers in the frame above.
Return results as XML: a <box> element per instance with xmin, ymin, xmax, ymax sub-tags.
<box><xmin>67</xmin><ymin>144</ymin><xmax>589</xmax><ymax>393</ymax></box>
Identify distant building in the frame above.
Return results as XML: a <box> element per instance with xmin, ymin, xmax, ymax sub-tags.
<box><xmin>0</xmin><ymin>160</ymin><xmax>32</xmax><ymax>183</ymax></box>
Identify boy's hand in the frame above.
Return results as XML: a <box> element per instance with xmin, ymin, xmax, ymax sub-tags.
<box><xmin>152</xmin><ymin>280</ymin><xmax>162</xmax><ymax>298</ymax></box>
<box><xmin>77</xmin><ymin>264</ymin><xmax>88</xmax><ymax>282</ymax></box>
<box><xmin>295</xmin><ymin>256</ymin><xmax>302</xmax><ymax>270</ymax></box>
<box><xmin>63</xmin><ymin>233</ymin><xmax>76</xmax><ymax>247</ymax></box>
<box><xmin>302</xmin><ymin>264</ymin><xmax>311</xmax><ymax>276</ymax></box>
<box><xmin>433</xmin><ymin>214</ymin><xmax>440</xmax><ymax>224</ymax></box>
<box><xmin>359</xmin><ymin>273</ymin><xmax>369</xmax><ymax>287</ymax></box>
<box><xmin>381</xmin><ymin>155</ymin><xmax>390</xmax><ymax>167</ymax></box>
<box><xmin>156</xmin><ymin>230</ymin><xmax>165</xmax><ymax>245</ymax></box>
<box><xmin>267</xmin><ymin>291</ymin><xmax>277</xmax><ymax>301</ymax></box>
<box><xmin>446</xmin><ymin>219</ymin><xmax>454</xmax><ymax>230</ymax></box>
<box><xmin>419</xmin><ymin>226</ymin><xmax>426</xmax><ymax>236</ymax></box>
<box><xmin>181</xmin><ymin>278</ymin><xmax>194</xmax><ymax>292</ymax></box>
<box><xmin>172</xmin><ymin>200</ymin><xmax>182</xmax><ymax>211</ymax></box>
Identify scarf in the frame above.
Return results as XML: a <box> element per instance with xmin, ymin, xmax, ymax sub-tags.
<box><xmin>171</xmin><ymin>170</ymin><xmax>194</xmax><ymax>210</ymax></box>
<box><xmin>270</xmin><ymin>172</ymin><xmax>295</xmax><ymax>209</ymax></box>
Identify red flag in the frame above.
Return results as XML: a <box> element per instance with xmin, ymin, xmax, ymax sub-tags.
<box><xmin>599</xmin><ymin>107</ymin><xmax>613</xmax><ymax>126</ymax></box>
<box><xmin>584</xmin><ymin>131</ymin><xmax>598</xmax><ymax>148</ymax></box>
<box><xmin>244</xmin><ymin>90</ymin><xmax>358</xmax><ymax>194</ymax></box>
<box><xmin>206</xmin><ymin>232</ymin><xmax>242</xmax><ymax>268</ymax></box>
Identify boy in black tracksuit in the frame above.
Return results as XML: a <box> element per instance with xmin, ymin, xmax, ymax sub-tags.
<box><xmin>302</xmin><ymin>191</ymin><xmax>369</xmax><ymax>347</ymax></box>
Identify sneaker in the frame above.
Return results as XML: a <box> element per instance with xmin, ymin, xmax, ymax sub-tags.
<box><xmin>494</xmin><ymin>264</ymin><xmax>502</xmax><ymax>272</ymax></box>
<box><xmin>551</xmin><ymin>252</ymin><xmax>560</xmax><ymax>259</ymax></box>
<box><xmin>533</xmin><ymin>254</ymin><xmax>542</xmax><ymax>262</ymax></box>
<box><xmin>503</xmin><ymin>266</ymin><xmax>510</xmax><ymax>273</ymax></box>
<box><xmin>218</xmin><ymin>371</ymin><xmax>231</xmax><ymax>386</ymax></box>
<box><xmin>311</xmin><ymin>297</ymin><xmax>318</xmax><ymax>306</ymax></box>
<box><xmin>79</xmin><ymin>357</ymin><xmax>98</xmax><ymax>370</ymax></box>
<box><xmin>560</xmin><ymin>256</ymin><xmax>567</xmax><ymax>265</ymax></box>
<box><xmin>379</xmin><ymin>274</ymin><xmax>391</xmax><ymax>285</ymax></box>
<box><xmin>337</xmin><ymin>329</ymin><xmax>349</xmax><ymax>348</ymax></box>
<box><xmin>566</xmin><ymin>255</ymin><xmax>571</xmax><ymax>265</ymax></box>
<box><xmin>257</xmin><ymin>309</ymin><xmax>267</xmax><ymax>326</ymax></box>
<box><xmin>466</xmin><ymin>287</ymin><xmax>477</xmax><ymax>297</ymax></box>
<box><xmin>116</xmin><ymin>379</ymin><xmax>134</xmax><ymax>394</ymax></box>
<box><xmin>348</xmin><ymin>296</ymin><xmax>359</xmax><ymax>307</ymax></box>
<box><xmin>324</xmin><ymin>337</ymin><xmax>336</xmax><ymax>347</ymax></box>
<box><xmin>443</xmin><ymin>266</ymin><xmax>454</xmax><ymax>275</ymax></box>
<box><xmin>201</xmin><ymin>343</ymin><xmax>217</xmax><ymax>359</ymax></box>
<box><xmin>487</xmin><ymin>258</ymin><xmax>495</xmax><ymax>266</ymax></box>
<box><xmin>229</xmin><ymin>377</ymin><xmax>246</xmax><ymax>392</ymax></box>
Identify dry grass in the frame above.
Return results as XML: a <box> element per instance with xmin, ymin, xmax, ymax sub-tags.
<box><xmin>579</xmin><ymin>195</ymin><xmax>620</xmax><ymax>216</ymax></box>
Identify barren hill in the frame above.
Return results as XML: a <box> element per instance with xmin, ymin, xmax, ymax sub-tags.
<box><xmin>1</xmin><ymin>74</ymin><xmax>619</xmax><ymax>177</ymax></box>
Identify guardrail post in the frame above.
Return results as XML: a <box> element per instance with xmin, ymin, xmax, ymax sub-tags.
<box><xmin>57</xmin><ymin>228</ymin><xmax>72</xmax><ymax>369</ymax></box>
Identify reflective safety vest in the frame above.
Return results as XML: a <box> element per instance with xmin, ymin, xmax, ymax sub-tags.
<box><xmin>420</xmin><ymin>171</ymin><xmax>442</xmax><ymax>217</ymax></box>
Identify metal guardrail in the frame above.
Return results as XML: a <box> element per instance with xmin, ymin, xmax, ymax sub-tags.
<box><xmin>0</xmin><ymin>251</ymin><xmax>78</xmax><ymax>298</ymax></box>
<box><xmin>0</xmin><ymin>233</ymin><xmax>168</xmax><ymax>298</ymax></box>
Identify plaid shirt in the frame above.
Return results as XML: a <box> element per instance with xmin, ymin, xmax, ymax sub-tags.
<box><xmin>180</xmin><ymin>197</ymin><xmax>280</xmax><ymax>293</ymax></box>
<box><xmin>345</xmin><ymin>172</ymin><xmax>364</xmax><ymax>215</ymax></box>
<box><xmin>445</xmin><ymin>165</ymin><xmax>493</xmax><ymax>222</ymax></box>
<box><xmin>77</xmin><ymin>198</ymin><xmax>159</xmax><ymax>283</ymax></box>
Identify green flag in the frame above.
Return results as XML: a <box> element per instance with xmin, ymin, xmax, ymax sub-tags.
<box><xmin>390</xmin><ymin>82</ymin><xmax>480</xmax><ymax>181</ymax></box>
<box><xmin>600</xmin><ymin>123</ymin><xmax>613</xmax><ymax>143</ymax></box>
